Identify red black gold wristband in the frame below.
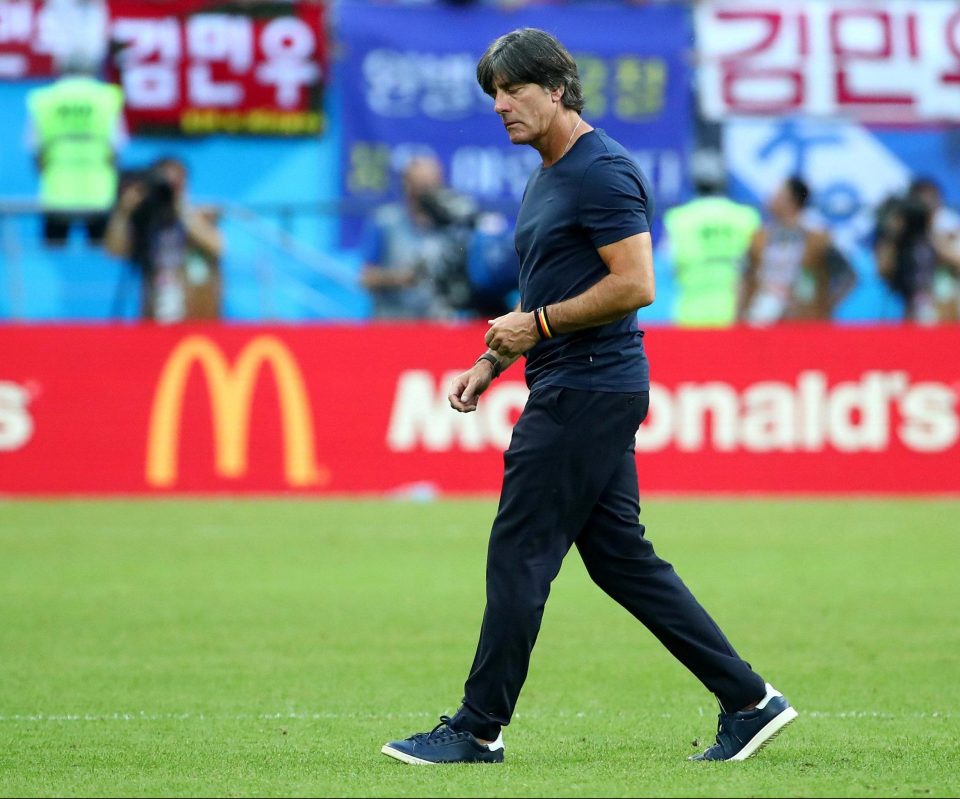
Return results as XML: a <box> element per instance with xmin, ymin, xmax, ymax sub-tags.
<box><xmin>534</xmin><ymin>306</ymin><xmax>554</xmax><ymax>339</ymax></box>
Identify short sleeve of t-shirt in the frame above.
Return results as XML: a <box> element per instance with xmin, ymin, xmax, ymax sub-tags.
<box><xmin>577</xmin><ymin>156</ymin><xmax>651</xmax><ymax>249</ymax></box>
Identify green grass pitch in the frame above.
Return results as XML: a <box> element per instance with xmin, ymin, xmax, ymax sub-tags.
<box><xmin>1</xmin><ymin>498</ymin><xmax>958</xmax><ymax>797</ymax></box>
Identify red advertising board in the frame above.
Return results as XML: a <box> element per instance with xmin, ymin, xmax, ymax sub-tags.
<box><xmin>108</xmin><ymin>0</ymin><xmax>327</xmax><ymax>135</ymax></box>
<box><xmin>0</xmin><ymin>0</ymin><xmax>327</xmax><ymax>135</ymax></box>
<box><xmin>695</xmin><ymin>0</ymin><xmax>960</xmax><ymax>123</ymax></box>
<box><xmin>0</xmin><ymin>0</ymin><xmax>61</xmax><ymax>78</ymax></box>
<box><xmin>0</xmin><ymin>324</ymin><xmax>958</xmax><ymax>496</ymax></box>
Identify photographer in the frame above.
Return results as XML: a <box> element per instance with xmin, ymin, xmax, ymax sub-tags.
<box><xmin>360</xmin><ymin>156</ymin><xmax>460</xmax><ymax>319</ymax></box>
<box><xmin>873</xmin><ymin>183</ymin><xmax>960</xmax><ymax>323</ymax></box>
<box><xmin>104</xmin><ymin>157</ymin><xmax>222</xmax><ymax>322</ymax></box>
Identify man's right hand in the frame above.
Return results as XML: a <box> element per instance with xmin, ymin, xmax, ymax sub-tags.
<box><xmin>117</xmin><ymin>183</ymin><xmax>147</xmax><ymax>215</ymax></box>
<box><xmin>448</xmin><ymin>363</ymin><xmax>495</xmax><ymax>413</ymax></box>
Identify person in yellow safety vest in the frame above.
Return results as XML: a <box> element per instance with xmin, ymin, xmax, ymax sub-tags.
<box><xmin>661</xmin><ymin>149</ymin><xmax>761</xmax><ymax>327</ymax></box>
<box><xmin>26</xmin><ymin>58</ymin><xmax>126</xmax><ymax>246</ymax></box>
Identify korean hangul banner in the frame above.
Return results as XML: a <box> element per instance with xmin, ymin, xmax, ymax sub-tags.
<box><xmin>108</xmin><ymin>0</ymin><xmax>327</xmax><ymax>136</ymax></box>
<box><xmin>1</xmin><ymin>1</ymin><xmax>328</xmax><ymax>134</ymax></box>
<box><xmin>695</xmin><ymin>0</ymin><xmax>960</xmax><ymax>123</ymax></box>
<box><xmin>337</xmin><ymin>3</ymin><xmax>695</xmax><ymax>245</ymax></box>
<box><xmin>0</xmin><ymin>0</ymin><xmax>94</xmax><ymax>79</ymax></box>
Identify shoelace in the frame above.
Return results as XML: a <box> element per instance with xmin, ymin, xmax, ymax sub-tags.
<box><xmin>709</xmin><ymin>714</ymin><xmax>724</xmax><ymax>746</ymax></box>
<box><xmin>407</xmin><ymin>715</ymin><xmax>464</xmax><ymax>744</ymax></box>
<box><xmin>712</xmin><ymin>712</ymin><xmax>745</xmax><ymax>748</ymax></box>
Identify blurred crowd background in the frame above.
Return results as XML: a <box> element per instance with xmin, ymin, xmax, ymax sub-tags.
<box><xmin>1</xmin><ymin>0</ymin><xmax>958</xmax><ymax>326</ymax></box>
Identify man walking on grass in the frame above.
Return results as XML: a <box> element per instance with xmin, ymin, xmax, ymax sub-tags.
<box><xmin>382</xmin><ymin>28</ymin><xmax>797</xmax><ymax>765</ymax></box>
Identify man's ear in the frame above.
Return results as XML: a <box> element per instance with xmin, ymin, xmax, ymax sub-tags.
<box><xmin>551</xmin><ymin>84</ymin><xmax>565</xmax><ymax>104</ymax></box>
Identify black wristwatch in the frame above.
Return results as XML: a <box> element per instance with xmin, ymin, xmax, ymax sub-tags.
<box><xmin>475</xmin><ymin>352</ymin><xmax>503</xmax><ymax>379</ymax></box>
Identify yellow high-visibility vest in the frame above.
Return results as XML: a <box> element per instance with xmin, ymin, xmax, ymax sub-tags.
<box><xmin>663</xmin><ymin>196</ymin><xmax>762</xmax><ymax>326</ymax></box>
<box><xmin>27</xmin><ymin>76</ymin><xmax>124</xmax><ymax>212</ymax></box>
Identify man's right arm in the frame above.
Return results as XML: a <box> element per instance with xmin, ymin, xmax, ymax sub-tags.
<box><xmin>737</xmin><ymin>227</ymin><xmax>765</xmax><ymax>320</ymax></box>
<box><xmin>103</xmin><ymin>209</ymin><xmax>132</xmax><ymax>258</ymax></box>
<box><xmin>448</xmin><ymin>304</ymin><xmax>522</xmax><ymax>414</ymax></box>
<box><xmin>358</xmin><ymin>213</ymin><xmax>418</xmax><ymax>290</ymax></box>
<box><xmin>448</xmin><ymin>350</ymin><xmax>521</xmax><ymax>414</ymax></box>
<box><xmin>103</xmin><ymin>183</ymin><xmax>146</xmax><ymax>258</ymax></box>
<box><xmin>360</xmin><ymin>264</ymin><xmax>417</xmax><ymax>289</ymax></box>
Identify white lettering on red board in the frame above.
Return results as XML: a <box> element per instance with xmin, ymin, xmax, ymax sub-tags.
<box><xmin>111</xmin><ymin>12</ymin><xmax>320</xmax><ymax>111</ymax></box>
<box><xmin>386</xmin><ymin>370</ymin><xmax>959</xmax><ymax>454</ymax></box>
<box><xmin>0</xmin><ymin>381</ymin><xmax>33</xmax><ymax>451</ymax></box>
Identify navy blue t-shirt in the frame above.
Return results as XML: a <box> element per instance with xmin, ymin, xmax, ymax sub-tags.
<box><xmin>515</xmin><ymin>128</ymin><xmax>652</xmax><ymax>392</ymax></box>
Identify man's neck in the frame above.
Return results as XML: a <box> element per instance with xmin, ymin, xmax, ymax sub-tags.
<box><xmin>534</xmin><ymin>111</ymin><xmax>590</xmax><ymax>167</ymax></box>
<box><xmin>778</xmin><ymin>211</ymin><xmax>803</xmax><ymax>229</ymax></box>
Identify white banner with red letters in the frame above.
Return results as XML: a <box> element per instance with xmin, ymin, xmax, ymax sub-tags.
<box><xmin>695</xmin><ymin>0</ymin><xmax>960</xmax><ymax>122</ymax></box>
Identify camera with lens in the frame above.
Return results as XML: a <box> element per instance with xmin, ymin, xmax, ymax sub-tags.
<box><xmin>138</xmin><ymin>169</ymin><xmax>177</xmax><ymax>217</ymax></box>
<box><xmin>418</xmin><ymin>188</ymin><xmax>478</xmax><ymax>228</ymax></box>
<box><xmin>411</xmin><ymin>189</ymin><xmax>481</xmax><ymax>314</ymax></box>
<box><xmin>122</xmin><ymin>167</ymin><xmax>180</xmax><ymax>274</ymax></box>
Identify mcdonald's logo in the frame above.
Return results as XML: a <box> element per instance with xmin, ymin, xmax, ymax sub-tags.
<box><xmin>146</xmin><ymin>334</ymin><xmax>328</xmax><ymax>488</ymax></box>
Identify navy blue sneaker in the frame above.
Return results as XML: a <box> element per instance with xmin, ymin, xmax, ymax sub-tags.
<box><xmin>381</xmin><ymin>716</ymin><xmax>505</xmax><ymax>765</ymax></box>
<box><xmin>690</xmin><ymin>683</ymin><xmax>798</xmax><ymax>761</ymax></box>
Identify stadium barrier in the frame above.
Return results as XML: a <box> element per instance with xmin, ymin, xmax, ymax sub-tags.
<box><xmin>1</xmin><ymin>323</ymin><xmax>958</xmax><ymax>495</ymax></box>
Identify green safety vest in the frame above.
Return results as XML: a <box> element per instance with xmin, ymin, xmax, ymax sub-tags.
<box><xmin>663</xmin><ymin>196</ymin><xmax>762</xmax><ymax>326</ymax></box>
<box><xmin>27</xmin><ymin>76</ymin><xmax>124</xmax><ymax>212</ymax></box>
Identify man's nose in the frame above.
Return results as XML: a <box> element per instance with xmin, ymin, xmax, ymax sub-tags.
<box><xmin>493</xmin><ymin>90</ymin><xmax>510</xmax><ymax>114</ymax></box>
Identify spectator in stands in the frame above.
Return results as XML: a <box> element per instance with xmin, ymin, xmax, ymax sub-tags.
<box><xmin>360</xmin><ymin>155</ymin><xmax>470</xmax><ymax>319</ymax></box>
<box><xmin>26</xmin><ymin>52</ymin><xmax>125</xmax><ymax>246</ymax></box>
<box><xmin>740</xmin><ymin>176</ymin><xmax>854</xmax><ymax>324</ymax></box>
<box><xmin>874</xmin><ymin>181</ymin><xmax>960</xmax><ymax>324</ymax></box>
<box><xmin>909</xmin><ymin>178</ymin><xmax>960</xmax><ymax>322</ymax></box>
<box><xmin>660</xmin><ymin>149</ymin><xmax>761</xmax><ymax>327</ymax></box>
<box><xmin>104</xmin><ymin>157</ymin><xmax>223</xmax><ymax>323</ymax></box>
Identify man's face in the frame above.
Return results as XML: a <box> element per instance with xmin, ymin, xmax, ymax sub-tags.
<box><xmin>403</xmin><ymin>158</ymin><xmax>443</xmax><ymax>201</ymax></box>
<box><xmin>768</xmin><ymin>184</ymin><xmax>795</xmax><ymax>220</ymax></box>
<box><xmin>492</xmin><ymin>81</ymin><xmax>559</xmax><ymax>145</ymax></box>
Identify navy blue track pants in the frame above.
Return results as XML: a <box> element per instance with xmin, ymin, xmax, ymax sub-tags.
<box><xmin>452</xmin><ymin>385</ymin><xmax>766</xmax><ymax>740</ymax></box>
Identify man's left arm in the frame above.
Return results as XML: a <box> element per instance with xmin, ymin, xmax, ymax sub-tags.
<box><xmin>802</xmin><ymin>230</ymin><xmax>833</xmax><ymax>320</ymax></box>
<box><xmin>183</xmin><ymin>207</ymin><xmax>223</xmax><ymax>262</ymax></box>
<box><xmin>485</xmin><ymin>231</ymin><xmax>654</xmax><ymax>357</ymax></box>
<box><xmin>933</xmin><ymin>230</ymin><xmax>960</xmax><ymax>273</ymax></box>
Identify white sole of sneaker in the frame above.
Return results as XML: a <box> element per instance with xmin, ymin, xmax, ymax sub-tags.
<box><xmin>380</xmin><ymin>744</ymin><xmax>435</xmax><ymax>765</ymax></box>
<box><xmin>729</xmin><ymin>706</ymin><xmax>799</xmax><ymax>761</ymax></box>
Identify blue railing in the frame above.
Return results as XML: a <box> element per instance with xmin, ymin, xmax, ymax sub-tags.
<box><xmin>0</xmin><ymin>199</ymin><xmax>370</xmax><ymax>322</ymax></box>
<box><xmin>0</xmin><ymin>198</ymin><xmax>909</xmax><ymax>324</ymax></box>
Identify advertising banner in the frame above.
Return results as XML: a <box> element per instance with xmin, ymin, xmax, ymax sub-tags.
<box><xmin>338</xmin><ymin>3</ymin><xmax>694</xmax><ymax>244</ymax></box>
<box><xmin>720</xmin><ymin>118</ymin><xmax>960</xmax><ymax>259</ymax></box>
<box><xmin>108</xmin><ymin>0</ymin><xmax>327</xmax><ymax>135</ymax></box>
<box><xmin>1</xmin><ymin>324</ymin><xmax>958</xmax><ymax>496</ymax></box>
<box><xmin>0</xmin><ymin>0</ymin><xmax>80</xmax><ymax>79</ymax></box>
<box><xmin>0</xmin><ymin>0</ymin><xmax>327</xmax><ymax>135</ymax></box>
<box><xmin>696</xmin><ymin>0</ymin><xmax>960</xmax><ymax>123</ymax></box>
